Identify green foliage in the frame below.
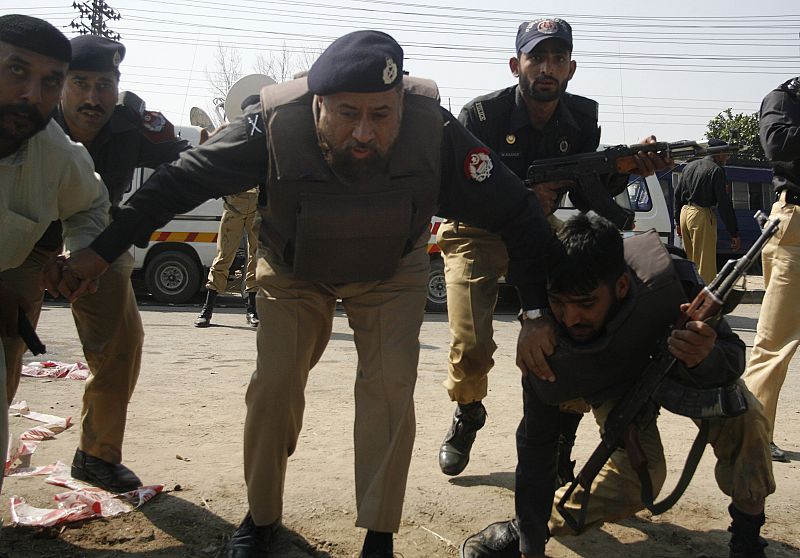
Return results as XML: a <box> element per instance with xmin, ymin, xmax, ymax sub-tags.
<box><xmin>706</xmin><ymin>108</ymin><xmax>765</xmax><ymax>162</ymax></box>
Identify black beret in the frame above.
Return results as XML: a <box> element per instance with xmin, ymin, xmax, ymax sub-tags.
<box><xmin>0</xmin><ymin>14</ymin><xmax>70</xmax><ymax>63</ymax></box>
<box><xmin>241</xmin><ymin>94</ymin><xmax>260</xmax><ymax>111</ymax></box>
<box><xmin>69</xmin><ymin>35</ymin><xmax>125</xmax><ymax>73</ymax></box>
<box><xmin>307</xmin><ymin>30</ymin><xmax>403</xmax><ymax>96</ymax></box>
<box><xmin>707</xmin><ymin>137</ymin><xmax>727</xmax><ymax>147</ymax></box>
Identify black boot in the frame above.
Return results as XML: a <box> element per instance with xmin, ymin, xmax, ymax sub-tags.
<box><xmin>460</xmin><ymin>519</ymin><xmax>520</xmax><ymax>558</ymax></box>
<box><xmin>439</xmin><ymin>401</ymin><xmax>487</xmax><ymax>476</ymax></box>
<box><xmin>195</xmin><ymin>290</ymin><xmax>217</xmax><ymax>327</ymax></box>
<box><xmin>246</xmin><ymin>291</ymin><xmax>259</xmax><ymax>326</ymax></box>
<box><xmin>728</xmin><ymin>504</ymin><xmax>768</xmax><ymax>558</ymax></box>
<box><xmin>227</xmin><ymin>512</ymin><xmax>279</xmax><ymax>558</ymax></box>
<box><xmin>360</xmin><ymin>530</ymin><xmax>393</xmax><ymax>558</ymax></box>
<box><xmin>556</xmin><ymin>411</ymin><xmax>583</xmax><ymax>487</ymax></box>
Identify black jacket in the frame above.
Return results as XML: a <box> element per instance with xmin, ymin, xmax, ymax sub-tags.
<box><xmin>760</xmin><ymin>77</ymin><xmax>800</xmax><ymax>194</ymax></box>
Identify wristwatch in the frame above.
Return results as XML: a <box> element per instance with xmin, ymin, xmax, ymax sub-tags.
<box><xmin>518</xmin><ymin>308</ymin><xmax>544</xmax><ymax>323</ymax></box>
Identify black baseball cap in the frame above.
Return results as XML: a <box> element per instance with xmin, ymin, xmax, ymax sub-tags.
<box><xmin>516</xmin><ymin>18</ymin><xmax>573</xmax><ymax>54</ymax></box>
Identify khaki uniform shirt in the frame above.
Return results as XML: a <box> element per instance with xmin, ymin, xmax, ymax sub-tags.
<box><xmin>0</xmin><ymin>120</ymin><xmax>109</xmax><ymax>271</ymax></box>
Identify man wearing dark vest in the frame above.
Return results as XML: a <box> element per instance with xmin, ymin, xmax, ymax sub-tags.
<box><xmin>437</xmin><ymin>17</ymin><xmax>664</xmax><ymax>480</ymax></box>
<box><xmin>461</xmin><ymin>213</ymin><xmax>774</xmax><ymax>558</ymax></box>
<box><xmin>2</xmin><ymin>34</ymin><xmax>189</xmax><ymax>494</ymax></box>
<box><xmin>58</xmin><ymin>31</ymin><xmax>558</xmax><ymax>558</ymax></box>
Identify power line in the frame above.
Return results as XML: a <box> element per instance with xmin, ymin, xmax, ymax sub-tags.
<box><xmin>70</xmin><ymin>0</ymin><xmax>122</xmax><ymax>39</ymax></box>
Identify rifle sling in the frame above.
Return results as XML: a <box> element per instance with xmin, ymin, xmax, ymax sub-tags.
<box><xmin>638</xmin><ymin>418</ymin><xmax>710</xmax><ymax>516</ymax></box>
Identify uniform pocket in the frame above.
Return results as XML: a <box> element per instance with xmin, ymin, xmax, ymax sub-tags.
<box><xmin>1</xmin><ymin>210</ymin><xmax>41</xmax><ymax>269</ymax></box>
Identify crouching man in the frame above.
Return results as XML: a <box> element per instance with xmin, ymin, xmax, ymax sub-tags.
<box><xmin>462</xmin><ymin>213</ymin><xmax>775</xmax><ymax>558</ymax></box>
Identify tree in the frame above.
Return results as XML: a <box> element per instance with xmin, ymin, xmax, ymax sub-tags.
<box><xmin>705</xmin><ymin>108</ymin><xmax>765</xmax><ymax>162</ymax></box>
<box><xmin>205</xmin><ymin>44</ymin><xmax>243</xmax><ymax>125</ymax></box>
<box><xmin>253</xmin><ymin>42</ymin><xmax>322</xmax><ymax>83</ymax></box>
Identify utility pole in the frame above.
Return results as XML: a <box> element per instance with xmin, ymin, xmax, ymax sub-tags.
<box><xmin>71</xmin><ymin>0</ymin><xmax>122</xmax><ymax>39</ymax></box>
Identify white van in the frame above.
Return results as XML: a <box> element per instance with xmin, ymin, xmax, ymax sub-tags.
<box><xmin>125</xmin><ymin>125</ymin><xmax>224</xmax><ymax>304</ymax></box>
<box><xmin>424</xmin><ymin>173</ymin><xmax>671</xmax><ymax>311</ymax></box>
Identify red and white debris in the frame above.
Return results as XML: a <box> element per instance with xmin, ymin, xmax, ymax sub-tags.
<box><xmin>21</xmin><ymin>361</ymin><xmax>89</xmax><ymax>381</ymax></box>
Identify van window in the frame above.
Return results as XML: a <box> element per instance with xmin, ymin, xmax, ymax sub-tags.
<box><xmin>626</xmin><ymin>175</ymin><xmax>652</xmax><ymax>212</ymax></box>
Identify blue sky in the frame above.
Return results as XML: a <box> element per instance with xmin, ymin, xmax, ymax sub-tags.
<box><xmin>8</xmin><ymin>0</ymin><xmax>800</xmax><ymax>144</ymax></box>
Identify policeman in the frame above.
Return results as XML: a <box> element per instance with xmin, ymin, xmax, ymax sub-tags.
<box><xmin>195</xmin><ymin>95</ymin><xmax>262</xmax><ymax>327</ymax></box>
<box><xmin>462</xmin><ymin>213</ymin><xmax>775</xmax><ymax>558</ymax></box>
<box><xmin>2</xmin><ymin>34</ymin><xmax>190</xmax><ymax>493</ymax></box>
<box><xmin>0</xmin><ymin>15</ymin><xmax>109</xmax><ymax>493</ymax></box>
<box><xmin>744</xmin><ymin>76</ymin><xmax>800</xmax><ymax>463</ymax></box>
<box><xmin>60</xmin><ymin>30</ymin><xmax>557</xmax><ymax>558</ymax></box>
<box><xmin>674</xmin><ymin>138</ymin><xmax>740</xmax><ymax>284</ymax></box>
<box><xmin>437</xmin><ymin>18</ymin><xmax>662</xmax><ymax>478</ymax></box>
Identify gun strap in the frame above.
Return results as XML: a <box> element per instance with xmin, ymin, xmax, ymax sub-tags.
<box><xmin>638</xmin><ymin>418</ymin><xmax>710</xmax><ymax>516</ymax></box>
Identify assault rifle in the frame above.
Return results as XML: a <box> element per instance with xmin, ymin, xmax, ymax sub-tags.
<box><xmin>18</xmin><ymin>309</ymin><xmax>46</xmax><ymax>355</ymax></box>
<box><xmin>556</xmin><ymin>210</ymin><xmax>778</xmax><ymax>533</ymax></box>
<box><xmin>526</xmin><ymin>140</ymin><xmax>741</xmax><ymax>230</ymax></box>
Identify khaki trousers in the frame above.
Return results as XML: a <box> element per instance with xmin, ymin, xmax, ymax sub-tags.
<box><xmin>437</xmin><ymin>222</ymin><xmax>508</xmax><ymax>403</ymax></box>
<box><xmin>680</xmin><ymin>204</ymin><xmax>718</xmax><ymax>284</ymax></box>
<box><xmin>745</xmin><ymin>198</ymin><xmax>800</xmax><ymax>440</ymax></box>
<box><xmin>244</xmin><ymin>243</ymin><xmax>429</xmax><ymax>532</ymax></box>
<box><xmin>206</xmin><ymin>191</ymin><xmax>259</xmax><ymax>293</ymax></box>
<box><xmin>1</xmin><ymin>248</ymin><xmax>143</xmax><ymax>464</ymax></box>
<box><xmin>549</xmin><ymin>383</ymin><xmax>775</xmax><ymax>535</ymax></box>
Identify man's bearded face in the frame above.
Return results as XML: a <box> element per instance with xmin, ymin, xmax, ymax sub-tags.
<box><xmin>316</xmin><ymin>89</ymin><xmax>403</xmax><ymax>181</ymax></box>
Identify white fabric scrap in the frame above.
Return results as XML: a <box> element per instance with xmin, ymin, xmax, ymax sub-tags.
<box><xmin>10</xmin><ymin>484</ymin><xmax>164</xmax><ymax>527</ymax></box>
<box><xmin>21</xmin><ymin>361</ymin><xmax>89</xmax><ymax>380</ymax></box>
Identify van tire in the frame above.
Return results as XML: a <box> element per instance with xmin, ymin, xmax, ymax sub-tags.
<box><xmin>144</xmin><ymin>251</ymin><xmax>202</xmax><ymax>304</ymax></box>
<box><xmin>426</xmin><ymin>258</ymin><xmax>448</xmax><ymax>312</ymax></box>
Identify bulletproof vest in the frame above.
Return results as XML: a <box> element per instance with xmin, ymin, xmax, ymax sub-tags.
<box><xmin>528</xmin><ymin>230</ymin><xmax>687</xmax><ymax>405</ymax></box>
<box><xmin>258</xmin><ymin>77</ymin><xmax>443</xmax><ymax>283</ymax></box>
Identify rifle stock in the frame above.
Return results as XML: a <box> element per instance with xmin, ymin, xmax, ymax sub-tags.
<box><xmin>556</xmin><ymin>210</ymin><xmax>778</xmax><ymax>532</ymax></box>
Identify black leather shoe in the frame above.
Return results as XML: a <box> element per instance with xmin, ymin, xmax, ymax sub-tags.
<box><xmin>227</xmin><ymin>513</ymin><xmax>279</xmax><ymax>558</ymax></box>
<box><xmin>770</xmin><ymin>442</ymin><xmax>789</xmax><ymax>462</ymax></box>
<box><xmin>439</xmin><ymin>401</ymin><xmax>487</xmax><ymax>476</ymax></box>
<box><xmin>729</xmin><ymin>535</ymin><xmax>768</xmax><ymax>558</ymax></box>
<box><xmin>460</xmin><ymin>520</ymin><xmax>519</xmax><ymax>558</ymax></box>
<box><xmin>246</xmin><ymin>311</ymin><xmax>259</xmax><ymax>326</ymax></box>
<box><xmin>71</xmin><ymin>449</ymin><xmax>142</xmax><ymax>493</ymax></box>
<box><xmin>194</xmin><ymin>312</ymin><xmax>212</xmax><ymax>327</ymax></box>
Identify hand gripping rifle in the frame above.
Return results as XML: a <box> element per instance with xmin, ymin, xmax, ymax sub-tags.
<box><xmin>556</xmin><ymin>210</ymin><xmax>778</xmax><ymax>533</ymax></box>
<box><xmin>526</xmin><ymin>140</ymin><xmax>741</xmax><ymax>230</ymax></box>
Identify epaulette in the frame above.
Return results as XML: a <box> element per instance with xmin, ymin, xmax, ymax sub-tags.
<box><xmin>779</xmin><ymin>77</ymin><xmax>800</xmax><ymax>99</ymax></box>
<box><xmin>564</xmin><ymin>93</ymin><xmax>599</xmax><ymax>121</ymax></box>
<box><xmin>474</xmin><ymin>101</ymin><xmax>487</xmax><ymax>122</ymax></box>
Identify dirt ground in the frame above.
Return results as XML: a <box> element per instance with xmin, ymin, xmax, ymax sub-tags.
<box><xmin>1</xmin><ymin>296</ymin><xmax>799</xmax><ymax>558</ymax></box>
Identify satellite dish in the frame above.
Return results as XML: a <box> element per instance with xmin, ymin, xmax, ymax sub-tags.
<box><xmin>189</xmin><ymin>107</ymin><xmax>215</xmax><ymax>131</ymax></box>
<box><xmin>224</xmin><ymin>74</ymin><xmax>276</xmax><ymax>121</ymax></box>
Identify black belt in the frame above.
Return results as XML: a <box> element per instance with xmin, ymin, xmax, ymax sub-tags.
<box><xmin>778</xmin><ymin>189</ymin><xmax>800</xmax><ymax>205</ymax></box>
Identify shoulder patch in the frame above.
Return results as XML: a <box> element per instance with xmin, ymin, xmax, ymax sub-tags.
<box><xmin>141</xmin><ymin>110</ymin><xmax>177</xmax><ymax>143</ymax></box>
<box><xmin>475</xmin><ymin>101</ymin><xmax>486</xmax><ymax>122</ymax></box>
<box><xmin>245</xmin><ymin>111</ymin><xmax>265</xmax><ymax>141</ymax></box>
<box><xmin>464</xmin><ymin>147</ymin><xmax>493</xmax><ymax>182</ymax></box>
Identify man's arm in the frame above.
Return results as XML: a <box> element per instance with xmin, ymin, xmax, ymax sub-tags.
<box><xmin>136</xmin><ymin>131</ymin><xmax>191</xmax><ymax>169</ymax></box>
<box><xmin>760</xmin><ymin>88</ymin><xmax>800</xmax><ymax>162</ymax></box>
<box><xmin>90</xmin><ymin>109</ymin><xmax>268</xmax><ymax>265</ymax></box>
<box><xmin>669</xmin><ymin>314</ymin><xmax>745</xmax><ymax>387</ymax></box>
<box><xmin>437</xmin><ymin>107</ymin><xmax>555</xmax><ymax>310</ymax></box>
<box><xmin>57</xmin><ymin>151</ymin><xmax>111</xmax><ymax>254</ymax></box>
